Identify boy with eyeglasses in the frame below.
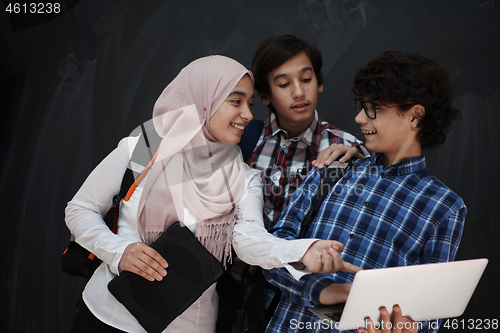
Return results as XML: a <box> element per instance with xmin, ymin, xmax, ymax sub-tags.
<box><xmin>264</xmin><ymin>50</ymin><xmax>466</xmax><ymax>333</ymax></box>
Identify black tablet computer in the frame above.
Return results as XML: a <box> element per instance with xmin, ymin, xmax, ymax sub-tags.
<box><xmin>108</xmin><ymin>221</ymin><xmax>224</xmax><ymax>333</ymax></box>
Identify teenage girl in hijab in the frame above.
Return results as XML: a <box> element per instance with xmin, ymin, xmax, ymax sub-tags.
<box><xmin>66</xmin><ymin>55</ymin><xmax>355</xmax><ymax>333</ymax></box>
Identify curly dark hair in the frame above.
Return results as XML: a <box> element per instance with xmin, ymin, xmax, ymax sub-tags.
<box><xmin>251</xmin><ymin>34</ymin><xmax>323</xmax><ymax>103</ymax></box>
<box><xmin>353</xmin><ymin>51</ymin><xmax>460</xmax><ymax>149</ymax></box>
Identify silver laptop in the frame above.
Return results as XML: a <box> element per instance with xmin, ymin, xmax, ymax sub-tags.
<box><xmin>308</xmin><ymin>259</ymin><xmax>488</xmax><ymax>331</ymax></box>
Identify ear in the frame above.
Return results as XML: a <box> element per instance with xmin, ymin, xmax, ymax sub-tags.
<box><xmin>261</xmin><ymin>93</ymin><xmax>271</xmax><ymax>106</ymax></box>
<box><xmin>409</xmin><ymin>104</ymin><xmax>425</xmax><ymax>130</ymax></box>
<box><xmin>318</xmin><ymin>84</ymin><xmax>323</xmax><ymax>93</ymax></box>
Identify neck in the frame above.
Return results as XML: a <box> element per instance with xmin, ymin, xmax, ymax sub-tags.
<box><xmin>275</xmin><ymin>114</ymin><xmax>314</xmax><ymax>139</ymax></box>
<box><xmin>381</xmin><ymin>147</ymin><xmax>422</xmax><ymax>166</ymax></box>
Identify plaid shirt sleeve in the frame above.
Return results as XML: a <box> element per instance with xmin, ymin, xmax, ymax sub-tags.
<box><xmin>421</xmin><ymin>206</ymin><xmax>466</xmax><ymax>264</ymax></box>
<box><xmin>416</xmin><ymin>202</ymin><xmax>466</xmax><ymax>332</ymax></box>
<box><xmin>264</xmin><ymin>168</ymin><xmax>339</xmax><ymax>307</ymax></box>
<box><xmin>408</xmin><ymin>205</ymin><xmax>465</xmax><ymax>333</ymax></box>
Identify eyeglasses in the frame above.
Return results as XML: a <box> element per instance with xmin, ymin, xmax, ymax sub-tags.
<box><xmin>354</xmin><ymin>97</ymin><xmax>416</xmax><ymax>119</ymax></box>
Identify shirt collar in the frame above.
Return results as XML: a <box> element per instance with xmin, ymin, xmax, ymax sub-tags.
<box><xmin>368</xmin><ymin>153</ymin><xmax>427</xmax><ymax>176</ymax></box>
<box><xmin>264</xmin><ymin>110</ymin><xmax>319</xmax><ymax>146</ymax></box>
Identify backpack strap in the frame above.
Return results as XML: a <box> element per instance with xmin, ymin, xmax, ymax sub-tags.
<box><xmin>298</xmin><ymin>159</ymin><xmax>354</xmax><ymax>238</ymax></box>
<box><xmin>238</xmin><ymin>119</ymin><xmax>264</xmax><ymax>162</ymax></box>
<box><xmin>103</xmin><ymin>120</ymin><xmax>162</xmax><ymax>231</ymax></box>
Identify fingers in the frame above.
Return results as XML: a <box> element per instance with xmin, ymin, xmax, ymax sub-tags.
<box><xmin>302</xmin><ymin>242</ymin><xmax>328</xmax><ymax>273</ymax></box>
<box><xmin>359</xmin><ymin>317</ymin><xmax>377</xmax><ymax>333</ymax></box>
<box><xmin>312</xmin><ymin>144</ymin><xmax>362</xmax><ymax>169</ymax></box>
<box><xmin>326</xmin><ymin>248</ymin><xmax>345</xmax><ymax>272</ymax></box>
<box><xmin>303</xmin><ymin>241</ymin><xmax>342</xmax><ymax>273</ymax></box>
<box><xmin>330</xmin><ymin>240</ymin><xmax>344</xmax><ymax>253</ymax></box>
<box><xmin>402</xmin><ymin>317</ymin><xmax>418</xmax><ymax>333</ymax></box>
<box><xmin>393</xmin><ymin>305</ymin><xmax>418</xmax><ymax>333</ymax></box>
<box><xmin>310</xmin><ymin>248</ymin><xmax>346</xmax><ymax>274</ymax></box>
<box><xmin>338</xmin><ymin>147</ymin><xmax>364</xmax><ymax>163</ymax></box>
<box><xmin>392</xmin><ymin>305</ymin><xmax>403</xmax><ymax>333</ymax></box>
<box><xmin>359</xmin><ymin>308</ymin><xmax>391</xmax><ymax>333</ymax></box>
<box><xmin>341</xmin><ymin>261</ymin><xmax>363</xmax><ymax>274</ymax></box>
<box><xmin>379</xmin><ymin>307</ymin><xmax>392</xmax><ymax>333</ymax></box>
<box><xmin>320</xmin><ymin>250</ymin><xmax>334</xmax><ymax>273</ymax></box>
<box><xmin>119</xmin><ymin>243</ymin><xmax>168</xmax><ymax>281</ymax></box>
<box><xmin>302</xmin><ymin>240</ymin><xmax>360</xmax><ymax>274</ymax></box>
<box><xmin>307</xmin><ymin>252</ymin><xmax>324</xmax><ymax>273</ymax></box>
<box><xmin>312</xmin><ymin>145</ymin><xmax>343</xmax><ymax>168</ymax></box>
<box><xmin>358</xmin><ymin>305</ymin><xmax>417</xmax><ymax>333</ymax></box>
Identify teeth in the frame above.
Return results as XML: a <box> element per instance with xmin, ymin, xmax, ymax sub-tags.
<box><xmin>362</xmin><ymin>130</ymin><xmax>377</xmax><ymax>134</ymax></box>
<box><xmin>231</xmin><ymin>123</ymin><xmax>244</xmax><ymax>130</ymax></box>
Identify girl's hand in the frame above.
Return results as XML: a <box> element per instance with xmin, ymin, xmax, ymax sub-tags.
<box><xmin>118</xmin><ymin>242</ymin><xmax>168</xmax><ymax>281</ymax></box>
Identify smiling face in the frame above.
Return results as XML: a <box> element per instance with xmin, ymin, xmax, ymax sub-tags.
<box><xmin>355</xmin><ymin>99</ymin><xmax>423</xmax><ymax>165</ymax></box>
<box><xmin>262</xmin><ymin>51</ymin><xmax>323</xmax><ymax>138</ymax></box>
<box><xmin>209</xmin><ymin>74</ymin><xmax>254</xmax><ymax>144</ymax></box>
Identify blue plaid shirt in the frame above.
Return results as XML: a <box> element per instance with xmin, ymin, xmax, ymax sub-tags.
<box><xmin>265</xmin><ymin>153</ymin><xmax>466</xmax><ymax>333</ymax></box>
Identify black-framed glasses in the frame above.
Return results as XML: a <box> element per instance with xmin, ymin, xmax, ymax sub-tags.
<box><xmin>354</xmin><ymin>97</ymin><xmax>416</xmax><ymax>119</ymax></box>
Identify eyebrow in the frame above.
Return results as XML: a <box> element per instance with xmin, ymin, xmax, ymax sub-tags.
<box><xmin>228</xmin><ymin>91</ymin><xmax>254</xmax><ymax>99</ymax></box>
<box><xmin>272</xmin><ymin>67</ymin><xmax>314</xmax><ymax>82</ymax></box>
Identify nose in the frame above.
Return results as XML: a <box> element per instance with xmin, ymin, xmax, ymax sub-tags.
<box><xmin>355</xmin><ymin>109</ymin><xmax>367</xmax><ymax>125</ymax></box>
<box><xmin>292</xmin><ymin>81</ymin><xmax>305</xmax><ymax>99</ymax></box>
<box><xmin>241</xmin><ymin>104</ymin><xmax>253</xmax><ymax>123</ymax></box>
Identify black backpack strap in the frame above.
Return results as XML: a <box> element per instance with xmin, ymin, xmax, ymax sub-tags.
<box><xmin>104</xmin><ymin>120</ymin><xmax>162</xmax><ymax>230</ymax></box>
<box><xmin>238</xmin><ymin>119</ymin><xmax>264</xmax><ymax>162</ymax></box>
<box><xmin>298</xmin><ymin>159</ymin><xmax>354</xmax><ymax>238</ymax></box>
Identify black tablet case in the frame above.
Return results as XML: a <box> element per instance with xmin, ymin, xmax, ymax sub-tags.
<box><xmin>108</xmin><ymin>221</ymin><xmax>224</xmax><ymax>333</ymax></box>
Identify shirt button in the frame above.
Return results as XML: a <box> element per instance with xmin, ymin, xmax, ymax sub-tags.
<box><xmin>381</xmin><ymin>173</ymin><xmax>386</xmax><ymax>178</ymax></box>
<box><xmin>364</xmin><ymin>201</ymin><xmax>369</xmax><ymax>206</ymax></box>
<box><xmin>272</xmin><ymin>176</ymin><xmax>277</xmax><ymax>181</ymax></box>
<box><xmin>349</xmin><ymin>233</ymin><xmax>355</xmax><ymax>239</ymax></box>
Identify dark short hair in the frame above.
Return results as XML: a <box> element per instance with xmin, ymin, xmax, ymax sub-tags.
<box><xmin>251</xmin><ymin>35</ymin><xmax>323</xmax><ymax>103</ymax></box>
<box><xmin>353</xmin><ymin>51</ymin><xmax>460</xmax><ymax>149</ymax></box>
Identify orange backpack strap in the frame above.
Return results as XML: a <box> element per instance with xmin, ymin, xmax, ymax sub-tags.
<box><xmin>103</xmin><ymin>120</ymin><xmax>162</xmax><ymax>232</ymax></box>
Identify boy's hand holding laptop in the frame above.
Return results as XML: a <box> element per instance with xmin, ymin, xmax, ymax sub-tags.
<box><xmin>358</xmin><ymin>305</ymin><xmax>418</xmax><ymax>333</ymax></box>
<box><xmin>309</xmin><ymin>259</ymin><xmax>488</xmax><ymax>332</ymax></box>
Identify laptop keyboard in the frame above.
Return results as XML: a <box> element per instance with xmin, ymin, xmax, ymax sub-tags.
<box><xmin>324</xmin><ymin>312</ymin><xmax>342</xmax><ymax>322</ymax></box>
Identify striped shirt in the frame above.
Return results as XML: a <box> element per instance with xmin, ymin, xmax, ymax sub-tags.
<box><xmin>247</xmin><ymin>110</ymin><xmax>368</xmax><ymax>229</ymax></box>
<box><xmin>265</xmin><ymin>153</ymin><xmax>466</xmax><ymax>333</ymax></box>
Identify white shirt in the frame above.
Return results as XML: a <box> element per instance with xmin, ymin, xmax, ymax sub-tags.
<box><xmin>65</xmin><ymin>136</ymin><xmax>316</xmax><ymax>333</ymax></box>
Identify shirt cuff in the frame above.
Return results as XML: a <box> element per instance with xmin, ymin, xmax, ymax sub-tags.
<box><xmin>272</xmin><ymin>238</ymin><xmax>318</xmax><ymax>264</ymax></box>
<box><xmin>283</xmin><ymin>263</ymin><xmax>311</xmax><ymax>280</ymax></box>
<box><xmin>302</xmin><ymin>275</ymin><xmax>336</xmax><ymax>306</ymax></box>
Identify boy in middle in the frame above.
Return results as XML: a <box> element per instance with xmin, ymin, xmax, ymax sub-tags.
<box><xmin>242</xmin><ymin>34</ymin><xmax>369</xmax><ymax>231</ymax></box>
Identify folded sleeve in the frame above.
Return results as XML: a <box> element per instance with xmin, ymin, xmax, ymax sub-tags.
<box><xmin>262</xmin><ymin>168</ymin><xmax>339</xmax><ymax>305</ymax></box>
<box><xmin>65</xmin><ymin>137</ymin><xmax>137</xmax><ymax>274</ymax></box>
<box><xmin>232</xmin><ymin>166</ymin><xmax>318</xmax><ymax>279</ymax></box>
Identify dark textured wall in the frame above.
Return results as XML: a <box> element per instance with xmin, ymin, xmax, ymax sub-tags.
<box><xmin>1</xmin><ymin>0</ymin><xmax>499</xmax><ymax>332</ymax></box>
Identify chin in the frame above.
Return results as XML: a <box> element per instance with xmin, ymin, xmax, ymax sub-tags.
<box><xmin>225</xmin><ymin>136</ymin><xmax>241</xmax><ymax>145</ymax></box>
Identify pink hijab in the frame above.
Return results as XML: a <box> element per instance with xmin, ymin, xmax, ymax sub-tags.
<box><xmin>137</xmin><ymin>56</ymin><xmax>253</xmax><ymax>264</ymax></box>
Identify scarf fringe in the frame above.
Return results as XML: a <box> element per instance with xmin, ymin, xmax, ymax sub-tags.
<box><xmin>196</xmin><ymin>213</ymin><xmax>238</xmax><ymax>269</ymax></box>
<box><xmin>141</xmin><ymin>231</ymin><xmax>163</xmax><ymax>245</ymax></box>
<box><xmin>140</xmin><ymin>212</ymin><xmax>238</xmax><ymax>269</ymax></box>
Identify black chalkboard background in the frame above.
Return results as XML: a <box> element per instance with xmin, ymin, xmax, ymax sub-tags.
<box><xmin>1</xmin><ymin>1</ymin><xmax>499</xmax><ymax>332</ymax></box>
